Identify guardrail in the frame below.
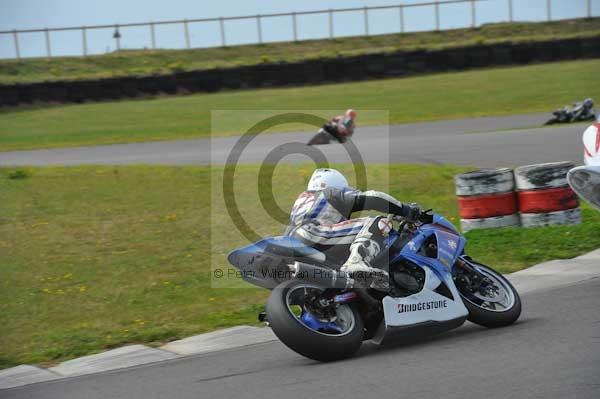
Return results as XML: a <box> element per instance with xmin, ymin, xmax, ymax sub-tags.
<box><xmin>0</xmin><ymin>0</ymin><xmax>596</xmax><ymax>59</ymax></box>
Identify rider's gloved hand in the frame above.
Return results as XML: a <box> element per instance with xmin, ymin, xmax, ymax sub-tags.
<box><xmin>403</xmin><ymin>203</ymin><xmax>422</xmax><ymax>223</ymax></box>
<box><xmin>418</xmin><ymin>209</ymin><xmax>434</xmax><ymax>224</ymax></box>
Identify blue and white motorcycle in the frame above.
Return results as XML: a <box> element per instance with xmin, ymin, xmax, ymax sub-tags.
<box><xmin>228</xmin><ymin>213</ymin><xmax>521</xmax><ymax>362</ymax></box>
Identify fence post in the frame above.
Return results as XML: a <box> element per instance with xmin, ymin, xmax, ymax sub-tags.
<box><xmin>114</xmin><ymin>24</ymin><xmax>121</xmax><ymax>50</ymax></box>
<box><xmin>363</xmin><ymin>7</ymin><xmax>369</xmax><ymax>36</ymax></box>
<box><xmin>399</xmin><ymin>6</ymin><xmax>404</xmax><ymax>33</ymax></box>
<box><xmin>219</xmin><ymin>17</ymin><xmax>226</xmax><ymax>46</ymax></box>
<box><xmin>150</xmin><ymin>23</ymin><xmax>156</xmax><ymax>49</ymax></box>
<box><xmin>257</xmin><ymin>15</ymin><xmax>263</xmax><ymax>44</ymax></box>
<box><xmin>12</xmin><ymin>30</ymin><xmax>20</xmax><ymax>60</ymax></box>
<box><xmin>471</xmin><ymin>0</ymin><xmax>477</xmax><ymax>28</ymax></box>
<box><xmin>44</xmin><ymin>28</ymin><xmax>52</xmax><ymax>57</ymax></box>
<box><xmin>587</xmin><ymin>0</ymin><xmax>592</xmax><ymax>18</ymax></box>
<box><xmin>82</xmin><ymin>27</ymin><xmax>88</xmax><ymax>56</ymax></box>
<box><xmin>547</xmin><ymin>0</ymin><xmax>552</xmax><ymax>21</ymax></box>
<box><xmin>184</xmin><ymin>19</ymin><xmax>191</xmax><ymax>48</ymax></box>
<box><xmin>292</xmin><ymin>12</ymin><xmax>298</xmax><ymax>41</ymax></box>
<box><xmin>508</xmin><ymin>0</ymin><xmax>513</xmax><ymax>22</ymax></box>
<box><xmin>435</xmin><ymin>1</ymin><xmax>440</xmax><ymax>31</ymax></box>
<box><xmin>328</xmin><ymin>9</ymin><xmax>334</xmax><ymax>39</ymax></box>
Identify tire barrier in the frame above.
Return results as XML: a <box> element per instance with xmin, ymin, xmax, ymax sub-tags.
<box><xmin>514</xmin><ymin>162</ymin><xmax>581</xmax><ymax>227</ymax></box>
<box><xmin>1</xmin><ymin>35</ymin><xmax>599</xmax><ymax>107</ymax></box>
<box><xmin>455</xmin><ymin>168</ymin><xmax>520</xmax><ymax>232</ymax></box>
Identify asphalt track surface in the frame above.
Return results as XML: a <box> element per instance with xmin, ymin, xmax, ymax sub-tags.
<box><xmin>3</xmin><ymin>278</ymin><xmax>599</xmax><ymax>399</ymax></box>
<box><xmin>0</xmin><ymin>113</ymin><xmax>590</xmax><ymax>167</ymax></box>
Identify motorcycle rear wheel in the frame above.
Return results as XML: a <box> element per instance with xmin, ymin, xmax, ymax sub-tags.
<box><xmin>266</xmin><ymin>279</ymin><xmax>364</xmax><ymax>362</ymax></box>
<box><xmin>455</xmin><ymin>261</ymin><xmax>521</xmax><ymax>328</ymax></box>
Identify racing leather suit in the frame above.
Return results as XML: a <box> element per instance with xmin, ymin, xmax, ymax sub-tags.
<box><xmin>285</xmin><ymin>187</ymin><xmax>419</xmax><ymax>269</ymax></box>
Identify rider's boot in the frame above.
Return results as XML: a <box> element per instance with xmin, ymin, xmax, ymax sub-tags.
<box><xmin>340</xmin><ymin>237</ymin><xmax>380</xmax><ymax>276</ymax></box>
<box><xmin>340</xmin><ymin>217</ymin><xmax>389</xmax><ymax>274</ymax></box>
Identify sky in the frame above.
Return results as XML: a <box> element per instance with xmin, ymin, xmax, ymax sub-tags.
<box><xmin>0</xmin><ymin>0</ymin><xmax>598</xmax><ymax>59</ymax></box>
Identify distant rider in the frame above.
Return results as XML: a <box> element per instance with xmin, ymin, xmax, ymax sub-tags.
<box><xmin>285</xmin><ymin>168</ymin><xmax>432</xmax><ymax>275</ymax></box>
<box><xmin>325</xmin><ymin>109</ymin><xmax>357</xmax><ymax>143</ymax></box>
<box><xmin>574</xmin><ymin>98</ymin><xmax>595</xmax><ymax>121</ymax></box>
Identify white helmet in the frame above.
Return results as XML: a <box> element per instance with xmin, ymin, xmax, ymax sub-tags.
<box><xmin>307</xmin><ymin>168</ymin><xmax>349</xmax><ymax>191</ymax></box>
<box><xmin>583</xmin><ymin>123</ymin><xmax>600</xmax><ymax>166</ymax></box>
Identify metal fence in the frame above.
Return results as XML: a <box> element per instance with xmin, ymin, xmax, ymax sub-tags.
<box><xmin>0</xmin><ymin>0</ymin><xmax>597</xmax><ymax>60</ymax></box>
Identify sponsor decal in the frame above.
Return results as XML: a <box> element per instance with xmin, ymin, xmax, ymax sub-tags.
<box><xmin>397</xmin><ymin>299</ymin><xmax>448</xmax><ymax>313</ymax></box>
<box><xmin>447</xmin><ymin>239</ymin><xmax>457</xmax><ymax>250</ymax></box>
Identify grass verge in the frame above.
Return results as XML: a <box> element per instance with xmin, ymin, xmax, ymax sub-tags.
<box><xmin>0</xmin><ymin>19</ymin><xmax>598</xmax><ymax>85</ymax></box>
<box><xmin>1</xmin><ymin>164</ymin><xmax>599</xmax><ymax>368</ymax></box>
<box><xmin>1</xmin><ymin>59</ymin><xmax>600</xmax><ymax>151</ymax></box>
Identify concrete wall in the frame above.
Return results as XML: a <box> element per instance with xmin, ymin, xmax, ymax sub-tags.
<box><xmin>1</xmin><ymin>36</ymin><xmax>599</xmax><ymax>107</ymax></box>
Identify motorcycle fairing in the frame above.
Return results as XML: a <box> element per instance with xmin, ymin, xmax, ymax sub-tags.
<box><xmin>376</xmin><ymin>268</ymin><xmax>468</xmax><ymax>328</ymax></box>
<box><xmin>393</xmin><ymin>215</ymin><xmax>466</xmax><ymax>276</ymax></box>
<box><xmin>373</xmin><ymin>215</ymin><xmax>468</xmax><ymax>343</ymax></box>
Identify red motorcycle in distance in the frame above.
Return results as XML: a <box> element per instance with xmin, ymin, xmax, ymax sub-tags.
<box><xmin>308</xmin><ymin>109</ymin><xmax>356</xmax><ymax>145</ymax></box>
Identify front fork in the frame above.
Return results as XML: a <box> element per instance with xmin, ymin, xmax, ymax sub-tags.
<box><xmin>453</xmin><ymin>256</ymin><xmax>490</xmax><ymax>293</ymax></box>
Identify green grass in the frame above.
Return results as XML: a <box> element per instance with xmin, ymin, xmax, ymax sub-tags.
<box><xmin>1</xmin><ymin>163</ymin><xmax>599</xmax><ymax>368</ymax></box>
<box><xmin>1</xmin><ymin>19</ymin><xmax>599</xmax><ymax>85</ymax></box>
<box><xmin>1</xmin><ymin>59</ymin><xmax>600</xmax><ymax>151</ymax></box>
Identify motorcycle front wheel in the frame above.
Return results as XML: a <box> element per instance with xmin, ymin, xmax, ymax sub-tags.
<box><xmin>266</xmin><ymin>279</ymin><xmax>364</xmax><ymax>362</ymax></box>
<box><xmin>454</xmin><ymin>260</ymin><xmax>521</xmax><ymax>328</ymax></box>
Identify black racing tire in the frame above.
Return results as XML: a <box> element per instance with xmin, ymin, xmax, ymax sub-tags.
<box><xmin>266</xmin><ymin>279</ymin><xmax>364</xmax><ymax>362</ymax></box>
<box><xmin>457</xmin><ymin>262</ymin><xmax>521</xmax><ymax>328</ymax></box>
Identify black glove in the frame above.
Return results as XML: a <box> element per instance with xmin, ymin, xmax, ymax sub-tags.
<box><xmin>418</xmin><ymin>209</ymin><xmax>434</xmax><ymax>224</ymax></box>
<box><xmin>403</xmin><ymin>203</ymin><xmax>422</xmax><ymax>223</ymax></box>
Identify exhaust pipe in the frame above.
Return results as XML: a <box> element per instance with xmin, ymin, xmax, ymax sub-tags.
<box><xmin>288</xmin><ymin>261</ymin><xmax>356</xmax><ymax>289</ymax></box>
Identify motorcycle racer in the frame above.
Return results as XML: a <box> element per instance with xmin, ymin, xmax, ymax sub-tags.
<box><xmin>326</xmin><ymin>109</ymin><xmax>357</xmax><ymax>143</ymax></box>
<box><xmin>583</xmin><ymin>122</ymin><xmax>600</xmax><ymax>166</ymax></box>
<box><xmin>284</xmin><ymin>168</ymin><xmax>432</xmax><ymax>275</ymax></box>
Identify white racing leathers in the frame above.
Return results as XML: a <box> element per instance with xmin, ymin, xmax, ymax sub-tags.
<box><xmin>568</xmin><ymin>123</ymin><xmax>600</xmax><ymax>210</ymax></box>
<box><xmin>285</xmin><ymin>187</ymin><xmax>416</xmax><ymax>268</ymax></box>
